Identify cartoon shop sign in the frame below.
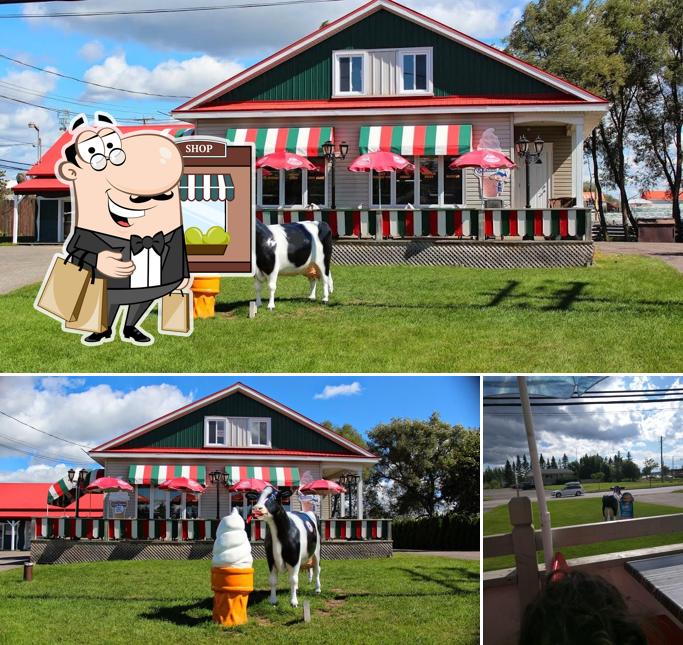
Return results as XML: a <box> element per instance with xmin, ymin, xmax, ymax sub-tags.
<box><xmin>176</xmin><ymin>136</ymin><xmax>255</xmax><ymax>276</ymax></box>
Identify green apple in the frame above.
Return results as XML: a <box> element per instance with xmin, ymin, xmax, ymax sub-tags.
<box><xmin>204</xmin><ymin>226</ymin><xmax>230</xmax><ymax>245</ymax></box>
<box><xmin>184</xmin><ymin>227</ymin><xmax>203</xmax><ymax>245</ymax></box>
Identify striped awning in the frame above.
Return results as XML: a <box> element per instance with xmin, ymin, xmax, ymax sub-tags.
<box><xmin>47</xmin><ymin>468</ymin><xmax>104</xmax><ymax>506</ymax></box>
<box><xmin>224</xmin><ymin>465</ymin><xmax>300</xmax><ymax>488</ymax></box>
<box><xmin>225</xmin><ymin>127</ymin><xmax>333</xmax><ymax>157</ymax></box>
<box><xmin>128</xmin><ymin>465</ymin><xmax>207</xmax><ymax>486</ymax></box>
<box><xmin>358</xmin><ymin>124</ymin><xmax>472</xmax><ymax>156</ymax></box>
<box><xmin>180</xmin><ymin>174</ymin><xmax>234</xmax><ymax>202</ymax></box>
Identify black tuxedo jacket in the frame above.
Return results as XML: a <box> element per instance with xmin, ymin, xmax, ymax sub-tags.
<box><xmin>66</xmin><ymin>226</ymin><xmax>189</xmax><ymax>290</ymax></box>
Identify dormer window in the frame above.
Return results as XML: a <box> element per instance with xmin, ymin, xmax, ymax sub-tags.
<box><xmin>399</xmin><ymin>49</ymin><xmax>431</xmax><ymax>93</ymax></box>
<box><xmin>334</xmin><ymin>51</ymin><xmax>366</xmax><ymax>95</ymax></box>
<box><xmin>249</xmin><ymin>418</ymin><xmax>271</xmax><ymax>448</ymax></box>
<box><xmin>205</xmin><ymin>417</ymin><xmax>227</xmax><ymax>446</ymax></box>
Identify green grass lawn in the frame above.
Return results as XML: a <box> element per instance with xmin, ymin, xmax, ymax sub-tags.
<box><xmin>0</xmin><ymin>555</ymin><xmax>478</xmax><ymax>645</ymax></box>
<box><xmin>483</xmin><ymin>497</ymin><xmax>683</xmax><ymax>572</ymax></box>
<box><xmin>544</xmin><ymin>479</ymin><xmax>683</xmax><ymax>492</ymax></box>
<box><xmin>1</xmin><ymin>253</ymin><xmax>682</xmax><ymax>371</ymax></box>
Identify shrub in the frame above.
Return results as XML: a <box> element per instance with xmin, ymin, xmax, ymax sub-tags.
<box><xmin>392</xmin><ymin>514</ymin><xmax>479</xmax><ymax>551</ymax></box>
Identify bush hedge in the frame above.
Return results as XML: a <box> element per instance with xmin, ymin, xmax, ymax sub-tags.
<box><xmin>392</xmin><ymin>514</ymin><xmax>479</xmax><ymax>551</ymax></box>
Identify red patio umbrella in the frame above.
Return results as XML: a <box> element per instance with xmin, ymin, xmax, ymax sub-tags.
<box><xmin>85</xmin><ymin>477</ymin><xmax>133</xmax><ymax>494</ymax></box>
<box><xmin>256</xmin><ymin>151</ymin><xmax>316</xmax><ymax>171</ymax></box>
<box><xmin>349</xmin><ymin>151</ymin><xmax>414</xmax><ymax>210</ymax></box>
<box><xmin>449</xmin><ymin>149</ymin><xmax>516</xmax><ymax>170</ymax></box>
<box><xmin>299</xmin><ymin>479</ymin><xmax>346</xmax><ymax>496</ymax></box>
<box><xmin>229</xmin><ymin>478</ymin><xmax>271</xmax><ymax>493</ymax></box>
<box><xmin>158</xmin><ymin>477</ymin><xmax>205</xmax><ymax>494</ymax></box>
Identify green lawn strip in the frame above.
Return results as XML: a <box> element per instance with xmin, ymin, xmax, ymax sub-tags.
<box><xmin>0</xmin><ymin>555</ymin><xmax>478</xmax><ymax>645</ymax></box>
<box><xmin>543</xmin><ymin>479</ymin><xmax>683</xmax><ymax>492</ymax></box>
<box><xmin>483</xmin><ymin>498</ymin><xmax>683</xmax><ymax>572</ymax></box>
<box><xmin>1</xmin><ymin>253</ymin><xmax>682</xmax><ymax>372</ymax></box>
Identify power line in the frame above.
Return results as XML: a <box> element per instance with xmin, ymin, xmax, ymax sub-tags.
<box><xmin>0</xmin><ymin>438</ymin><xmax>92</xmax><ymax>467</ymax></box>
<box><xmin>1</xmin><ymin>0</ymin><xmax>346</xmax><ymax>19</ymax></box>
<box><xmin>0</xmin><ymin>409</ymin><xmax>92</xmax><ymax>449</ymax></box>
<box><xmin>484</xmin><ymin>397</ymin><xmax>683</xmax><ymax>407</ymax></box>
<box><xmin>0</xmin><ymin>157</ymin><xmax>30</xmax><ymax>166</ymax></box>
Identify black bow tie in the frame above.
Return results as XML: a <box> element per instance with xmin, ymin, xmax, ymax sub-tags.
<box><xmin>130</xmin><ymin>232</ymin><xmax>165</xmax><ymax>255</ymax></box>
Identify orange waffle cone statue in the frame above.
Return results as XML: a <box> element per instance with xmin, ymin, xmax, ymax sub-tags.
<box><xmin>191</xmin><ymin>276</ymin><xmax>221</xmax><ymax>319</ymax></box>
<box><xmin>211</xmin><ymin>566</ymin><xmax>254</xmax><ymax>626</ymax></box>
<box><xmin>211</xmin><ymin>509</ymin><xmax>255</xmax><ymax>627</ymax></box>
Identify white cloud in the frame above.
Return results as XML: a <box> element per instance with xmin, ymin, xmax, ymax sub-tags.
<box><xmin>82</xmin><ymin>53</ymin><xmax>244</xmax><ymax>101</ymax></box>
<box><xmin>0</xmin><ymin>463</ymin><xmax>72</xmax><ymax>484</ymax></box>
<box><xmin>314</xmin><ymin>382</ymin><xmax>363</xmax><ymax>400</ymax></box>
<box><xmin>0</xmin><ymin>377</ymin><xmax>193</xmax><ymax>475</ymax></box>
<box><xmin>79</xmin><ymin>40</ymin><xmax>105</xmax><ymax>62</ymax></box>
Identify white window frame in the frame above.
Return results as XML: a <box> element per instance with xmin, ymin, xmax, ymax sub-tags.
<box><xmin>248</xmin><ymin>417</ymin><xmax>272</xmax><ymax>448</ymax></box>
<box><xmin>332</xmin><ymin>50</ymin><xmax>368</xmax><ymax>97</ymax></box>
<box><xmin>204</xmin><ymin>416</ymin><xmax>228</xmax><ymax>447</ymax></box>
<box><xmin>369</xmin><ymin>155</ymin><xmax>466</xmax><ymax>208</ymax></box>
<box><xmin>397</xmin><ymin>48</ymin><xmax>433</xmax><ymax>95</ymax></box>
<box><xmin>257</xmin><ymin>166</ymin><xmax>329</xmax><ymax>209</ymax></box>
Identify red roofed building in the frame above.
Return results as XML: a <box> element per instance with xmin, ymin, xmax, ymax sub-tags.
<box><xmin>641</xmin><ymin>190</ymin><xmax>683</xmax><ymax>203</ymax></box>
<box><xmin>0</xmin><ymin>482</ymin><xmax>103</xmax><ymax>550</ymax></box>
<box><xmin>10</xmin><ymin>124</ymin><xmax>190</xmax><ymax>244</ymax></box>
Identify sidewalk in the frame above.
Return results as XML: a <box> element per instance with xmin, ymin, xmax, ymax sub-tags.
<box><xmin>0</xmin><ymin>550</ymin><xmax>29</xmax><ymax>571</ymax></box>
<box><xmin>596</xmin><ymin>241</ymin><xmax>683</xmax><ymax>273</ymax></box>
<box><xmin>0</xmin><ymin>244</ymin><xmax>61</xmax><ymax>294</ymax></box>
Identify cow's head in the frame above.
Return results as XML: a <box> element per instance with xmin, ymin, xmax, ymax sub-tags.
<box><xmin>251</xmin><ymin>485</ymin><xmax>281</xmax><ymax>520</ymax></box>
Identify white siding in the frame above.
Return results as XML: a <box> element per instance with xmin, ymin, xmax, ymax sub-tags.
<box><xmin>369</xmin><ymin>50</ymin><xmax>397</xmax><ymax>95</ymax></box>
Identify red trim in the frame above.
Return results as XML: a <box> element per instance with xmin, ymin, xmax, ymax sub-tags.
<box><xmin>371</xmin><ymin>521</ymin><xmax>377</xmax><ymax>539</ymax></box>
<box><xmin>327</xmin><ymin>212</ymin><xmax>338</xmax><ymax>236</ymax></box>
<box><xmin>559</xmin><ymin>210</ymin><xmax>568</xmax><ymax>238</ymax></box>
<box><xmin>324</xmin><ymin>522</ymin><xmax>331</xmax><ymax>540</ymax></box>
<box><xmin>413</xmin><ymin>124</ymin><xmax>426</xmax><ymax>155</ymax></box>
<box><xmin>382</xmin><ymin>211</ymin><xmax>390</xmax><ymax>238</ymax></box>
<box><xmin>534</xmin><ymin>211</ymin><xmax>543</xmax><ymax>237</ymax></box>
<box><xmin>404</xmin><ymin>210</ymin><xmax>414</xmax><ymax>236</ymax></box>
<box><xmin>453</xmin><ymin>210</ymin><xmax>462</xmax><ymax>237</ymax></box>
<box><xmin>429</xmin><ymin>210</ymin><xmax>438</xmax><ymax>236</ymax></box>
<box><xmin>352</xmin><ymin>211</ymin><xmax>361</xmax><ymax>237</ymax></box>
<box><xmin>283</xmin><ymin>211</ymin><xmax>292</xmax><ymax>224</ymax></box>
<box><xmin>107</xmin><ymin>521</ymin><xmax>115</xmax><ymax>540</ymax></box>
<box><xmin>159</xmin><ymin>521</ymin><xmax>166</xmax><ymax>540</ymax></box>
<box><xmin>141</xmin><ymin>521</ymin><xmax>149</xmax><ymax>540</ymax></box>
<box><xmin>256</xmin><ymin>210</ymin><xmax>263</xmax><ymax>222</ymax></box>
<box><xmin>484</xmin><ymin>210</ymin><xmax>493</xmax><ymax>237</ymax></box>
<box><xmin>124</xmin><ymin>521</ymin><xmax>133</xmax><ymax>539</ymax></box>
<box><xmin>340</xmin><ymin>522</ymin><xmax>346</xmax><ymax>539</ymax></box>
<box><xmin>379</xmin><ymin>126</ymin><xmax>393</xmax><ymax>152</ymax></box>
<box><xmin>356</xmin><ymin>522</ymin><xmax>362</xmax><ymax>539</ymax></box>
<box><xmin>86</xmin><ymin>520</ymin><xmax>93</xmax><ymax>540</ymax></box>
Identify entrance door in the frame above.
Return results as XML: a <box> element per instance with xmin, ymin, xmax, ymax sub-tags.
<box><xmin>515</xmin><ymin>144</ymin><xmax>552</xmax><ymax>209</ymax></box>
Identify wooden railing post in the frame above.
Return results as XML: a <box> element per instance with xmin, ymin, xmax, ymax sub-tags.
<box><xmin>509</xmin><ymin>496</ymin><xmax>540</xmax><ymax>610</ymax></box>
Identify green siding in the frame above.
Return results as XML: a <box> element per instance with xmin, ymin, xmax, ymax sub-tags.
<box><xmin>118</xmin><ymin>392</ymin><xmax>353</xmax><ymax>454</ymax></box>
<box><xmin>214</xmin><ymin>9</ymin><xmax>568</xmax><ymax>103</ymax></box>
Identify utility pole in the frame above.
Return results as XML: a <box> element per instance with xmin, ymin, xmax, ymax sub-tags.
<box><xmin>661</xmin><ymin>436</ymin><xmax>665</xmax><ymax>482</ymax></box>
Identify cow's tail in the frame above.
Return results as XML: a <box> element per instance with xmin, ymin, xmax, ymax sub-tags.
<box><xmin>317</xmin><ymin>221</ymin><xmax>333</xmax><ymax>293</ymax></box>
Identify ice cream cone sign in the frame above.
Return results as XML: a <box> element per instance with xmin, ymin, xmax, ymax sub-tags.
<box><xmin>211</xmin><ymin>508</ymin><xmax>254</xmax><ymax>627</ymax></box>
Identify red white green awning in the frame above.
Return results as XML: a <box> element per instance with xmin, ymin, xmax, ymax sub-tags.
<box><xmin>179</xmin><ymin>174</ymin><xmax>234</xmax><ymax>201</ymax></box>
<box><xmin>225</xmin><ymin>127</ymin><xmax>333</xmax><ymax>157</ymax></box>
<box><xmin>47</xmin><ymin>468</ymin><xmax>104</xmax><ymax>506</ymax></box>
<box><xmin>358</xmin><ymin>124</ymin><xmax>472</xmax><ymax>156</ymax></box>
<box><xmin>224</xmin><ymin>465</ymin><xmax>300</xmax><ymax>487</ymax></box>
<box><xmin>128</xmin><ymin>465</ymin><xmax>207</xmax><ymax>486</ymax></box>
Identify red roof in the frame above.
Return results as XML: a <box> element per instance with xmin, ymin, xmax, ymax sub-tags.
<box><xmin>0</xmin><ymin>483</ymin><xmax>104</xmax><ymax>519</ymax></box>
<box><xmin>12</xmin><ymin>177</ymin><xmax>67</xmax><ymax>195</ymax></box>
<box><xmin>641</xmin><ymin>190</ymin><xmax>683</xmax><ymax>202</ymax></box>
<box><xmin>99</xmin><ymin>447</ymin><xmax>367</xmax><ymax>458</ymax></box>
<box><xmin>190</xmin><ymin>95</ymin><xmax>595</xmax><ymax>114</ymax></box>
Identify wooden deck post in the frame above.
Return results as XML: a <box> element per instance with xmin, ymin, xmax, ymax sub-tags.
<box><xmin>509</xmin><ymin>496</ymin><xmax>540</xmax><ymax>610</ymax></box>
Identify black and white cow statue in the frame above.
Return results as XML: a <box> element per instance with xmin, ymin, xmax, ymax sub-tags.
<box><xmin>602</xmin><ymin>492</ymin><xmax>620</xmax><ymax>521</ymax></box>
<box><xmin>255</xmin><ymin>219</ymin><xmax>333</xmax><ymax>310</ymax></box>
<box><xmin>250</xmin><ymin>485</ymin><xmax>321</xmax><ymax>607</ymax></box>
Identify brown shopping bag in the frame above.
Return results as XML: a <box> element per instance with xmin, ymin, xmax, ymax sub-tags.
<box><xmin>64</xmin><ymin>274</ymin><xmax>108</xmax><ymax>334</ymax></box>
<box><xmin>35</xmin><ymin>254</ymin><xmax>92</xmax><ymax>322</ymax></box>
<box><xmin>160</xmin><ymin>291</ymin><xmax>192</xmax><ymax>334</ymax></box>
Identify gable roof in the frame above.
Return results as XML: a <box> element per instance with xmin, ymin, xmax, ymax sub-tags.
<box><xmin>90</xmin><ymin>382</ymin><xmax>376</xmax><ymax>460</ymax></box>
<box><xmin>175</xmin><ymin>0</ymin><xmax>605</xmax><ymax>114</ymax></box>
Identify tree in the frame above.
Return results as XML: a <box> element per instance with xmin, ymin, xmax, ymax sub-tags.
<box><xmin>591</xmin><ymin>472</ymin><xmax>605</xmax><ymax>490</ymax></box>
<box><xmin>622</xmin><ymin>459</ymin><xmax>641</xmax><ymax>481</ymax></box>
<box><xmin>321</xmin><ymin>420</ymin><xmax>368</xmax><ymax>449</ymax></box>
<box><xmin>504</xmin><ymin>459</ymin><xmax>514</xmax><ymax>488</ymax></box>
<box><xmin>550</xmin><ymin>456</ymin><xmax>558</xmax><ymax>469</ymax></box>
<box><xmin>631</xmin><ymin>0</ymin><xmax>683</xmax><ymax>239</ymax></box>
<box><xmin>642</xmin><ymin>458</ymin><xmax>658</xmax><ymax>486</ymax></box>
<box><xmin>562</xmin><ymin>454</ymin><xmax>569</xmax><ymax>469</ymax></box>
<box><xmin>521</xmin><ymin>454</ymin><xmax>530</xmax><ymax>479</ymax></box>
<box><xmin>539</xmin><ymin>454</ymin><xmax>546</xmax><ymax>469</ymax></box>
<box><xmin>367</xmin><ymin>413</ymin><xmax>479</xmax><ymax>517</ymax></box>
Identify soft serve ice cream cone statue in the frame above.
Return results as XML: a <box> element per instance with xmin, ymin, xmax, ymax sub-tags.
<box><xmin>211</xmin><ymin>508</ymin><xmax>254</xmax><ymax>626</ymax></box>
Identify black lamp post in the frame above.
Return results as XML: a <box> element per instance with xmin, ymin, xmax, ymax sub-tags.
<box><xmin>515</xmin><ymin>134</ymin><xmax>545</xmax><ymax>209</ymax></box>
<box><xmin>209</xmin><ymin>469</ymin><xmax>226</xmax><ymax>519</ymax></box>
<box><xmin>338</xmin><ymin>473</ymin><xmax>360</xmax><ymax>518</ymax></box>
<box><xmin>322</xmin><ymin>140</ymin><xmax>349</xmax><ymax>210</ymax></box>
<box><xmin>67</xmin><ymin>468</ymin><xmax>87</xmax><ymax>518</ymax></box>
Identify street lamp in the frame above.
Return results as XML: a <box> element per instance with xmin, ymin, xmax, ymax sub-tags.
<box><xmin>67</xmin><ymin>468</ymin><xmax>87</xmax><ymax>518</ymax></box>
<box><xmin>338</xmin><ymin>473</ymin><xmax>360</xmax><ymax>518</ymax></box>
<box><xmin>322</xmin><ymin>140</ymin><xmax>348</xmax><ymax>210</ymax></box>
<box><xmin>209</xmin><ymin>469</ymin><xmax>226</xmax><ymax>520</ymax></box>
<box><xmin>515</xmin><ymin>134</ymin><xmax>545</xmax><ymax>209</ymax></box>
<box><xmin>28</xmin><ymin>122</ymin><xmax>41</xmax><ymax>163</ymax></box>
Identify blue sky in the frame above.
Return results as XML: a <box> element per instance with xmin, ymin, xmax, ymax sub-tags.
<box><xmin>0</xmin><ymin>0</ymin><xmax>524</xmax><ymax>173</ymax></box>
<box><xmin>0</xmin><ymin>375</ymin><xmax>480</xmax><ymax>481</ymax></box>
<box><xmin>483</xmin><ymin>375</ymin><xmax>683</xmax><ymax>470</ymax></box>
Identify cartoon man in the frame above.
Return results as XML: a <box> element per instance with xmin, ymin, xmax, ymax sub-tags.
<box><xmin>56</xmin><ymin>112</ymin><xmax>190</xmax><ymax>345</ymax></box>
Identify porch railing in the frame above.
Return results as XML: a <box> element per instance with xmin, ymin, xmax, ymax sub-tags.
<box><xmin>33</xmin><ymin>517</ymin><xmax>392</xmax><ymax>542</ymax></box>
<box><xmin>257</xmin><ymin>208</ymin><xmax>590</xmax><ymax>241</ymax></box>
<box><xmin>484</xmin><ymin>497</ymin><xmax>683</xmax><ymax>611</ymax></box>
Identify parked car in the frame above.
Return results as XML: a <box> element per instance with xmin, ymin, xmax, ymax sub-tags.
<box><xmin>554</xmin><ymin>482</ymin><xmax>584</xmax><ymax>498</ymax></box>
<box><xmin>521</xmin><ymin>481</ymin><xmax>535</xmax><ymax>490</ymax></box>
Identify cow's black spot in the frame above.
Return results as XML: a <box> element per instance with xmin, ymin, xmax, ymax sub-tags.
<box><xmin>255</xmin><ymin>219</ymin><xmax>276</xmax><ymax>276</ymax></box>
<box><xmin>284</xmin><ymin>223</ymin><xmax>312</xmax><ymax>268</ymax></box>
<box><xmin>317</xmin><ymin>221</ymin><xmax>333</xmax><ymax>277</ymax></box>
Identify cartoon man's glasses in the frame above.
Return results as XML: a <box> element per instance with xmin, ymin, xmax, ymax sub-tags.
<box><xmin>89</xmin><ymin>148</ymin><xmax>126</xmax><ymax>171</ymax></box>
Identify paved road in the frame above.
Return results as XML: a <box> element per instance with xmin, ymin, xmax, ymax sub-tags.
<box><xmin>484</xmin><ymin>485</ymin><xmax>683</xmax><ymax>511</ymax></box>
<box><xmin>596</xmin><ymin>241</ymin><xmax>683</xmax><ymax>273</ymax></box>
<box><xmin>0</xmin><ymin>245</ymin><xmax>61</xmax><ymax>294</ymax></box>
<box><xmin>0</xmin><ymin>551</ymin><xmax>29</xmax><ymax>572</ymax></box>
<box><xmin>394</xmin><ymin>549</ymin><xmax>480</xmax><ymax>560</ymax></box>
